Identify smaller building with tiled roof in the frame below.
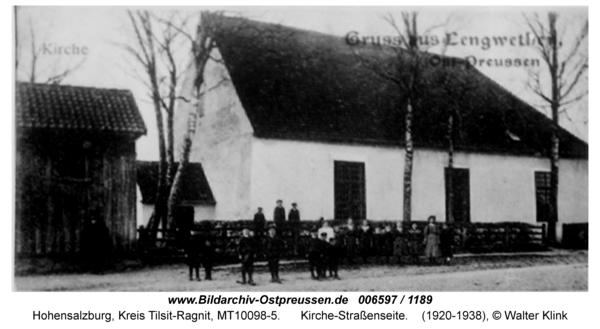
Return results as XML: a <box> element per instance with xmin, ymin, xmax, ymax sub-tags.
<box><xmin>16</xmin><ymin>82</ymin><xmax>146</xmax><ymax>136</ymax></box>
<box><xmin>15</xmin><ymin>82</ymin><xmax>146</xmax><ymax>258</ymax></box>
<box><xmin>136</xmin><ymin>161</ymin><xmax>216</xmax><ymax>227</ymax></box>
<box><xmin>137</xmin><ymin>161</ymin><xmax>216</xmax><ymax>205</ymax></box>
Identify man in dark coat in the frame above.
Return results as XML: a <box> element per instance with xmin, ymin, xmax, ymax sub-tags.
<box><xmin>185</xmin><ymin>232</ymin><xmax>204</xmax><ymax>281</ymax></box>
<box><xmin>265</xmin><ymin>226</ymin><xmax>284</xmax><ymax>283</ymax></box>
<box><xmin>80</xmin><ymin>213</ymin><xmax>111</xmax><ymax>274</ymax></box>
<box><xmin>288</xmin><ymin>203</ymin><xmax>301</xmax><ymax>255</ymax></box>
<box><xmin>202</xmin><ymin>237</ymin><xmax>216</xmax><ymax>280</ymax></box>
<box><xmin>237</xmin><ymin>228</ymin><xmax>256</xmax><ymax>285</ymax></box>
<box><xmin>253</xmin><ymin>207</ymin><xmax>266</xmax><ymax>254</ymax></box>
<box><xmin>273</xmin><ymin>200</ymin><xmax>286</xmax><ymax>229</ymax></box>
<box><xmin>288</xmin><ymin>203</ymin><xmax>300</xmax><ymax>222</ymax></box>
<box><xmin>254</xmin><ymin>207</ymin><xmax>266</xmax><ymax>236</ymax></box>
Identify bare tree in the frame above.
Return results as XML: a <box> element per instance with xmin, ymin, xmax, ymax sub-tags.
<box><xmin>163</xmin><ymin>13</ymin><xmax>302</xmax><ymax>231</ymax></box>
<box><xmin>124</xmin><ymin>10</ymin><xmax>191</xmax><ymax>237</ymax></box>
<box><xmin>164</xmin><ymin>11</ymin><xmax>225</xmax><ymax>230</ymax></box>
<box><xmin>124</xmin><ymin>10</ymin><xmax>229</xmax><ymax>236</ymax></box>
<box><xmin>523</xmin><ymin>12</ymin><xmax>588</xmax><ymax>244</ymax></box>
<box><xmin>356</xmin><ymin>12</ymin><xmax>450</xmax><ymax>222</ymax></box>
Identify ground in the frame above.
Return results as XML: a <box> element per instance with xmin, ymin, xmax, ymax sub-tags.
<box><xmin>14</xmin><ymin>250</ymin><xmax>587</xmax><ymax>292</ymax></box>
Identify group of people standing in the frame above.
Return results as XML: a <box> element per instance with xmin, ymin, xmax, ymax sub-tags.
<box><xmin>337</xmin><ymin>215</ymin><xmax>454</xmax><ymax>267</ymax></box>
<box><xmin>184</xmin><ymin>199</ymin><xmax>456</xmax><ymax>285</ymax></box>
<box><xmin>253</xmin><ymin>200</ymin><xmax>302</xmax><ymax>254</ymax></box>
<box><xmin>307</xmin><ymin>223</ymin><xmax>343</xmax><ymax>280</ymax></box>
<box><xmin>184</xmin><ymin>232</ymin><xmax>216</xmax><ymax>281</ymax></box>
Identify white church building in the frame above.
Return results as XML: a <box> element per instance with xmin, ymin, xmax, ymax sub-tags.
<box><xmin>172</xmin><ymin>16</ymin><xmax>588</xmax><ymax>230</ymax></box>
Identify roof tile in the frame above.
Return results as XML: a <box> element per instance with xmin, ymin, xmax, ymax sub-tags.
<box><xmin>16</xmin><ymin>82</ymin><xmax>147</xmax><ymax>136</ymax></box>
<box><xmin>137</xmin><ymin>161</ymin><xmax>216</xmax><ymax>205</ymax></box>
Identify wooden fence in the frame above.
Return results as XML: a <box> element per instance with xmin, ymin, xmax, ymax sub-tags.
<box><xmin>137</xmin><ymin>220</ymin><xmax>547</xmax><ymax>264</ymax></box>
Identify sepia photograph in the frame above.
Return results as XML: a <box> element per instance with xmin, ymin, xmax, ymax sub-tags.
<box><xmin>13</xmin><ymin>6</ymin><xmax>588</xmax><ymax>292</ymax></box>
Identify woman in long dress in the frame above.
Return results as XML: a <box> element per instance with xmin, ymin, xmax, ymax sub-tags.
<box><xmin>359</xmin><ymin>219</ymin><xmax>373</xmax><ymax>264</ymax></box>
<box><xmin>344</xmin><ymin>218</ymin><xmax>359</xmax><ymax>264</ymax></box>
<box><xmin>423</xmin><ymin>215</ymin><xmax>441</xmax><ymax>265</ymax></box>
<box><xmin>392</xmin><ymin>222</ymin><xmax>406</xmax><ymax>265</ymax></box>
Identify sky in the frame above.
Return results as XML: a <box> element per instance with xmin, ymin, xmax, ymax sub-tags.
<box><xmin>15</xmin><ymin>6</ymin><xmax>588</xmax><ymax>161</ymax></box>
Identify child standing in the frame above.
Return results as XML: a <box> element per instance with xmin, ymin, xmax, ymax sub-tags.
<box><xmin>327</xmin><ymin>237</ymin><xmax>343</xmax><ymax>279</ymax></box>
<box><xmin>318</xmin><ymin>232</ymin><xmax>329</xmax><ymax>278</ymax></box>
<box><xmin>407</xmin><ymin>223</ymin><xmax>422</xmax><ymax>265</ymax></box>
<box><xmin>392</xmin><ymin>223</ymin><xmax>406</xmax><ymax>265</ymax></box>
<box><xmin>202</xmin><ymin>238</ymin><xmax>215</xmax><ymax>280</ymax></box>
<box><xmin>185</xmin><ymin>232</ymin><xmax>203</xmax><ymax>281</ymax></box>
<box><xmin>265</xmin><ymin>226</ymin><xmax>284</xmax><ymax>283</ymax></box>
<box><xmin>381</xmin><ymin>225</ymin><xmax>394</xmax><ymax>263</ymax></box>
<box><xmin>237</xmin><ymin>228</ymin><xmax>256</xmax><ymax>286</ymax></box>
<box><xmin>307</xmin><ymin>230</ymin><xmax>321</xmax><ymax>280</ymax></box>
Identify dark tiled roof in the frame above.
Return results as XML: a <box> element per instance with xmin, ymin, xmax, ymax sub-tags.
<box><xmin>212</xmin><ymin>16</ymin><xmax>587</xmax><ymax>159</ymax></box>
<box><xmin>137</xmin><ymin>161</ymin><xmax>216</xmax><ymax>205</ymax></box>
<box><xmin>16</xmin><ymin>82</ymin><xmax>147</xmax><ymax>136</ymax></box>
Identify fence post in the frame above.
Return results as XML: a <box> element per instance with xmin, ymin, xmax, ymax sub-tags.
<box><xmin>541</xmin><ymin>223</ymin><xmax>547</xmax><ymax>246</ymax></box>
<box><xmin>504</xmin><ymin>225</ymin><xmax>510</xmax><ymax>251</ymax></box>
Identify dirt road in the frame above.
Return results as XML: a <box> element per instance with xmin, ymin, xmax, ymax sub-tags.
<box><xmin>15</xmin><ymin>251</ymin><xmax>587</xmax><ymax>291</ymax></box>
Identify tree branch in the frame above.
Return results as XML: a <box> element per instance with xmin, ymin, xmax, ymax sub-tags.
<box><xmin>45</xmin><ymin>56</ymin><xmax>87</xmax><ymax>84</ymax></box>
<box><xmin>559</xmin><ymin>57</ymin><xmax>587</xmax><ymax>102</ymax></box>
<box><xmin>560</xmin><ymin>91</ymin><xmax>588</xmax><ymax>108</ymax></box>
<box><xmin>127</xmin><ymin>10</ymin><xmax>152</xmax><ymax>67</ymax></box>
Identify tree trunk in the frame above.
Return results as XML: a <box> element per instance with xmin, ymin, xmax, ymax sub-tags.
<box><xmin>167</xmin><ymin>133</ymin><xmax>193</xmax><ymax>229</ymax></box>
<box><xmin>167</xmin><ymin>100</ymin><xmax>202</xmax><ymax>229</ymax></box>
<box><xmin>165</xmin><ymin>68</ymin><xmax>177</xmax><ymax>188</ymax></box>
<box><xmin>403</xmin><ymin>99</ymin><xmax>413</xmax><ymax>222</ymax></box>
<box><xmin>147</xmin><ymin>89</ymin><xmax>168</xmax><ymax>238</ymax></box>
<box><xmin>447</xmin><ymin>112</ymin><xmax>454</xmax><ymax>223</ymax></box>
<box><xmin>163</xmin><ymin>111</ymin><xmax>175</xmax><ymax>232</ymax></box>
<box><xmin>402</xmin><ymin>13</ymin><xmax>419</xmax><ymax>223</ymax></box>
<box><xmin>548</xmin><ymin>132</ymin><xmax>559</xmax><ymax>244</ymax></box>
<box><xmin>166</xmin><ymin>112</ymin><xmax>175</xmax><ymax>185</ymax></box>
<box><xmin>547</xmin><ymin>12</ymin><xmax>559</xmax><ymax>245</ymax></box>
<box><xmin>166</xmin><ymin>11</ymin><xmax>212</xmax><ymax>230</ymax></box>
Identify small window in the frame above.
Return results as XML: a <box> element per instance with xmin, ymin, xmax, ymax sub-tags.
<box><xmin>535</xmin><ymin>171</ymin><xmax>552</xmax><ymax>222</ymax></box>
